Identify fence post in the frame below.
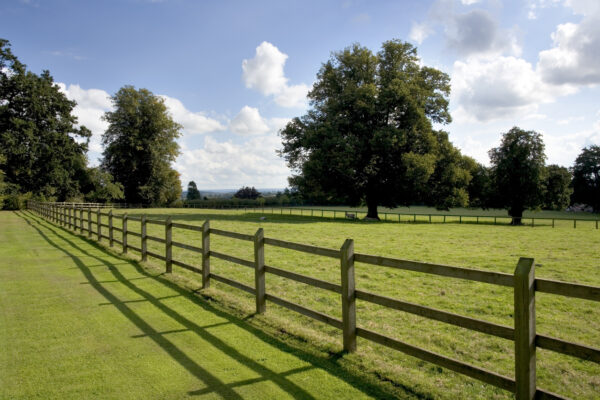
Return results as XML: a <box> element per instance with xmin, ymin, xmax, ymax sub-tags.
<box><xmin>202</xmin><ymin>220</ymin><xmax>210</xmax><ymax>288</ymax></box>
<box><xmin>141</xmin><ymin>214</ymin><xmax>147</xmax><ymax>261</ymax></box>
<box><xmin>122</xmin><ymin>213</ymin><xmax>128</xmax><ymax>254</ymax></box>
<box><xmin>341</xmin><ymin>238</ymin><xmax>356</xmax><ymax>352</ymax></box>
<box><xmin>574</xmin><ymin>219</ymin><xmax>576</xmax><ymax>229</ymax></box>
<box><xmin>165</xmin><ymin>216</ymin><xmax>172</xmax><ymax>273</ymax></box>
<box><xmin>514</xmin><ymin>257</ymin><xmax>536</xmax><ymax>400</ymax></box>
<box><xmin>80</xmin><ymin>208</ymin><xmax>84</xmax><ymax>233</ymax></box>
<box><xmin>97</xmin><ymin>209</ymin><xmax>101</xmax><ymax>242</ymax></box>
<box><xmin>87</xmin><ymin>209</ymin><xmax>92</xmax><ymax>238</ymax></box>
<box><xmin>254</xmin><ymin>228</ymin><xmax>265</xmax><ymax>314</ymax></box>
<box><xmin>67</xmin><ymin>206</ymin><xmax>71</xmax><ymax>229</ymax></box>
<box><xmin>552</xmin><ymin>219</ymin><xmax>555</xmax><ymax>228</ymax></box>
<box><xmin>108</xmin><ymin>210</ymin><xmax>114</xmax><ymax>247</ymax></box>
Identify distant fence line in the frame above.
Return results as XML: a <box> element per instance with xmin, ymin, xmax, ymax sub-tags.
<box><xmin>30</xmin><ymin>201</ymin><xmax>600</xmax><ymax>400</ymax></box>
<box><xmin>183</xmin><ymin>204</ymin><xmax>600</xmax><ymax>229</ymax></box>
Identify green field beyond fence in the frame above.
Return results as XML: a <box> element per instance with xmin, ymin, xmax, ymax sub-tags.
<box><xmin>30</xmin><ymin>202</ymin><xmax>600</xmax><ymax>400</ymax></box>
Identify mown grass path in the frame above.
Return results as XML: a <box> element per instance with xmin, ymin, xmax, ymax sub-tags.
<box><xmin>0</xmin><ymin>211</ymin><xmax>390</xmax><ymax>399</ymax></box>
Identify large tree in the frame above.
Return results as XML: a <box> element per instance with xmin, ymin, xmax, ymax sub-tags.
<box><xmin>280</xmin><ymin>40</ymin><xmax>468</xmax><ymax>219</ymax></box>
<box><xmin>101</xmin><ymin>86</ymin><xmax>182</xmax><ymax>205</ymax></box>
<box><xmin>571</xmin><ymin>145</ymin><xmax>600</xmax><ymax>211</ymax></box>
<box><xmin>0</xmin><ymin>38</ymin><xmax>90</xmax><ymax>200</ymax></box>
<box><xmin>489</xmin><ymin>127</ymin><xmax>546</xmax><ymax>224</ymax></box>
<box><xmin>542</xmin><ymin>165</ymin><xmax>572</xmax><ymax>211</ymax></box>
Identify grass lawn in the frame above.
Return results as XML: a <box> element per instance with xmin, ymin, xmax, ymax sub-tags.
<box><xmin>97</xmin><ymin>207</ymin><xmax>599</xmax><ymax>400</ymax></box>
<box><xmin>0</xmin><ymin>211</ymin><xmax>398</xmax><ymax>399</ymax></box>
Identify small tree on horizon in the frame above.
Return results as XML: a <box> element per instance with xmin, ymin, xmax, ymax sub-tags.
<box><xmin>187</xmin><ymin>181</ymin><xmax>201</xmax><ymax>200</ymax></box>
<box><xmin>234</xmin><ymin>186</ymin><xmax>261</xmax><ymax>200</ymax></box>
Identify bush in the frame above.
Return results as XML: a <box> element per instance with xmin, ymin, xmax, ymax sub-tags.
<box><xmin>2</xmin><ymin>192</ymin><xmax>33</xmax><ymax>210</ymax></box>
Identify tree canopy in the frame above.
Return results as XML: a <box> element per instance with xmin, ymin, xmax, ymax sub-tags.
<box><xmin>186</xmin><ymin>181</ymin><xmax>201</xmax><ymax>200</ymax></box>
<box><xmin>571</xmin><ymin>145</ymin><xmax>600</xmax><ymax>211</ymax></box>
<box><xmin>489</xmin><ymin>127</ymin><xmax>546</xmax><ymax>224</ymax></box>
<box><xmin>234</xmin><ymin>186</ymin><xmax>261</xmax><ymax>200</ymax></box>
<box><xmin>0</xmin><ymin>38</ymin><xmax>90</xmax><ymax>202</ymax></box>
<box><xmin>542</xmin><ymin>165</ymin><xmax>572</xmax><ymax>211</ymax></box>
<box><xmin>101</xmin><ymin>86</ymin><xmax>182</xmax><ymax>205</ymax></box>
<box><xmin>280</xmin><ymin>40</ymin><xmax>470</xmax><ymax>219</ymax></box>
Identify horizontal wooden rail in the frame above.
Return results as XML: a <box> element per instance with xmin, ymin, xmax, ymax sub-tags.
<box><xmin>264</xmin><ymin>265</ymin><xmax>342</xmax><ymax>293</ymax></box>
<box><xmin>264</xmin><ymin>237</ymin><xmax>340</xmax><ymax>259</ymax></box>
<box><xmin>100</xmin><ymin>234</ymin><xmax>110</xmax><ymax>240</ymax></box>
<box><xmin>172</xmin><ymin>222</ymin><xmax>203</xmax><ymax>231</ymax></box>
<box><xmin>355</xmin><ymin>327</ymin><xmax>515</xmax><ymax>392</ymax></box>
<box><xmin>210</xmin><ymin>273</ymin><xmax>255</xmax><ymax>295</ymax></box>
<box><xmin>171</xmin><ymin>241</ymin><xmax>203</xmax><ymax>254</ymax></box>
<box><xmin>210</xmin><ymin>251</ymin><xmax>254</xmax><ymax>269</ymax></box>
<box><xmin>536</xmin><ymin>334</ymin><xmax>600</xmax><ymax>364</ymax></box>
<box><xmin>354</xmin><ymin>253</ymin><xmax>514</xmax><ymax>287</ymax></box>
<box><xmin>127</xmin><ymin>216</ymin><xmax>141</xmax><ymax>222</ymax></box>
<box><xmin>355</xmin><ymin>289</ymin><xmax>514</xmax><ymax>340</ymax></box>
<box><xmin>112</xmin><ymin>227</ymin><xmax>123</xmax><ymax>233</ymax></box>
<box><xmin>210</xmin><ymin>228</ymin><xmax>253</xmax><ymax>241</ymax></box>
<box><xmin>100</xmin><ymin>223</ymin><xmax>110</xmax><ymax>229</ymax></box>
<box><xmin>535</xmin><ymin>278</ymin><xmax>600</xmax><ymax>302</ymax></box>
<box><xmin>126</xmin><ymin>244</ymin><xmax>142</xmax><ymax>253</ymax></box>
<box><xmin>113</xmin><ymin>238</ymin><xmax>123</xmax><ymax>246</ymax></box>
<box><xmin>127</xmin><ymin>231</ymin><xmax>142</xmax><ymax>238</ymax></box>
<box><xmin>265</xmin><ymin>293</ymin><xmax>343</xmax><ymax>330</ymax></box>
<box><xmin>146</xmin><ymin>219</ymin><xmax>166</xmax><ymax>226</ymax></box>
<box><xmin>171</xmin><ymin>259</ymin><xmax>203</xmax><ymax>274</ymax></box>
<box><xmin>146</xmin><ymin>250</ymin><xmax>166</xmax><ymax>261</ymax></box>
<box><xmin>146</xmin><ymin>235</ymin><xmax>166</xmax><ymax>244</ymax></box>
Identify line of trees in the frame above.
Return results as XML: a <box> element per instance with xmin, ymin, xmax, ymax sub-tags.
<box><xmin>0</xmin><ymin>38</ymin><xmax>182</xmax><ymax>209</ymax></box>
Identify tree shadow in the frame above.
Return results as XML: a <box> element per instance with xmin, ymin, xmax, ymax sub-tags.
<box><xmin>17</xmin><ymin>211</ymin><xmax>431</xmax><ymax>400</ymax></box>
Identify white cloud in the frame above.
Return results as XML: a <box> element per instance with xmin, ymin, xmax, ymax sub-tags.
<box><xmin>160</xmin><ymin>95</ymin><xmax>225</xmax><ymax>135</ymax></box>
<box><xmin>461</xmin><ymin>0</ymin><xmax>480</xmax><ymax>4</ymax></box>
<box><xmin>409</xmin><ymin>22</ymin><xmax>434</xmax><ymax>44</ymax></box>
<box><xmin>451</xmin><ymin>56</ymin><xmax>575</xmax><ymax>122</ymax></box>
<box><xmin>537</xmin><ymin>11</ymin><xmax>600</xmax><ymax>86</ymax></box>
<box><xmin>242</xmin><ymin>41</ymin><xmax>309</xmax><ymax>108</ymax></box>
<box><xmin>229</xmin><ymin>106</ymin><xmax>270</xmax><ymax>135</ymax></box>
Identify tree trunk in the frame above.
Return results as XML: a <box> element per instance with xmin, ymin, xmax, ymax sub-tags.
<box><xmin>366</xmin><ymin>194</ymin><xmax>379</xmax><ymax>220</ymax></box>
<box><xmin>509</xmin><ymin>206</ymin><xmax>523</xmax><ymax>225</ymax></box>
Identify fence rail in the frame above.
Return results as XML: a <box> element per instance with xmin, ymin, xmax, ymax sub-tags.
<box><xmin>29</xmin><ymin>201</ymin><xmax>600</xmax><ymax>400</ymax></box>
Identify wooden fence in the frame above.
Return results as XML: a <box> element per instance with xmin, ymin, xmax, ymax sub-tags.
<box><xmin>30</xmin><ymin>201</ymin><xmax>600</xmax><ymax>400</ymax></box>
<box><xmin>183</xmin><ymin>204</ymin><xmax>600</xmax><ymax>229</ymax></box>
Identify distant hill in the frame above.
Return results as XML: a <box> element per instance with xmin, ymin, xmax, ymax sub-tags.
<box><xmin>182</xmin><ymin>188</ymin><xmax>285</xmax><ymax>199</ymax></box>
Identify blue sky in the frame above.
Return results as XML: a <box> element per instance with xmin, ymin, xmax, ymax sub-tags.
<box><xmin>2</xmin><ymin>0</ymin><xmax>599</xmax><ymax>189</ymax></box>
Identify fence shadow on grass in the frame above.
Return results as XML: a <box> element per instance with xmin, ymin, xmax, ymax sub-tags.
<box><xmin>16</xmin><ymin>211</ymin><xmax>430</xmax><ymax>400</ymax></box>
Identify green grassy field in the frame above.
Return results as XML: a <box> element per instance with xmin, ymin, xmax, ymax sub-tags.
<box><xmin>0</xmin><ymin>211</ymin><xmax>398</xmax><ymax>399</ymax></box>
<box><xmin>7</xmin><ymin>208</ymin><xmax>600</xmax><ymax>399</ymax></box>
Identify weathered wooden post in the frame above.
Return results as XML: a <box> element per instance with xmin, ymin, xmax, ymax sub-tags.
<box><xmin>141</xmin><ymin>214</ymin><xmax>147</xmax><ymax>261</ymax></box>
<box><xmin>340</xmin><ymin>238</ymin><xmax>356</xmax><ymax>352</ymax></box>
<box><xmin>97</xmin><ymin>209</ymin><xmax>102</xmax><ymax>242</ymax></box>
<box><xmin>514</xmin><ymin>257</ymin><xmax>536</xmax><ymax>400</ymax></box>
<box><xmin>122</xmin><ymin>213</ymin><xmax>128</xmax><ymax>254</ymax></box>
<box><xmin>87</xmin><ymin>209</ymin><xmax>92</xmax><ymax>238</ymax></box>
<box><xmin>79</xmin><ymin>208</ymin><xmax>84</xmax><ymax>233</ymax></box>
<box><xmin>201</xmin><ymin>220</ymin><xmax>210</xmax><ymax>288</ymax></box>
<box><xmin>254</xmin><ymin>228</ymin><xmax>265</xmax><ymax>314</ymax></box>
<box><xmin>108</xmin><ymin>210</ymin><xmax>114</xmax><ymax>247</ymax></box>
<box><xmin>165</xmin><ymin>216</ymin><xmax>172</xmax><ymax>273</ymax></box>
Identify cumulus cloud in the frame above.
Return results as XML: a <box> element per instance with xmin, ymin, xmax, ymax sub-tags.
<box><xmin>409</xmin><ymin>22</ymin><xmax>434</xmax><ymax>44</ymax></box>
<box><xmin>160</xmin><ymin>95</ymin><xmax>225</xmax><ymax>135</ymax></box>
<box><xmin>229</xmin><ymin>106</ymin><xmax>270</xmax><ymax>135</ymax></box>
<box><xmin>537</xmin><ymin>7</ymin><xmax>600</xmax><ymax>86</ymax></box>
<box><xmin>242</xmin><ymin>41</ymin><xmax>309</xmax><ymax>108</ymax></box>
<box><xmin>451</xmin><ymin>56</ymin><xmax>575</xmax><ymax>122</ymax></box>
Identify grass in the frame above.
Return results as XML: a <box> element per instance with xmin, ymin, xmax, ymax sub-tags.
<box><xmin>103</xmin><ymin>207</ymin><xmax>599</xmax><ymax>400</ymax></box>
<box><xmin>0</xmin><ymin>211</ymin><xmax>400</xmax><ymax>399</ymax></box>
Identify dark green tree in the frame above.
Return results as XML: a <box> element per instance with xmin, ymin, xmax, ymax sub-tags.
<box><xmin>542</xmin><ymin>165</ymin><xmax>572</xmax><ymax>210</ymax></box>
<box><xmin>187</xmin><ymin>181</ymin><xmax>201</xmax><ymax>200</ymax></box>
<box><xmin>80</xmin><ymin>167</ymin><xmax>124</xmax><ymax>203</ymax></box>
<box><xmin>234</xmin><ymin>186</ymin><xmax>261</xmax><ymax>200</ymax></box>
<box><xmin>489</xmin><ymin>127</ymin><xmax>546</xmax><ymax>224</ymax></box>
<box><xmin>280</xmin><ymin>40</ymin><xmax>468</xmax><ymax>219</ymax></box>
<box><xmin>101</xmin><ymin>86</ymin><xmax>182</xmax><ymax>205</ymax></box>
<box><xmin>571</xmin><ymin>145</ymin><xmax>600</xmax><ymax>211</ymax></box>
<box><xmin>466</xmin><ymin>161</ymin><xmax>494</xmax><ymax>209</ymax></box>
<box><xmin>0</xmin><ymin>38</ymin><xmax>90</xmax><ymax>201</ymax></box>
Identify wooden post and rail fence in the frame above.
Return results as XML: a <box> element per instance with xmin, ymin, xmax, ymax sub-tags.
<box><xmin>30</xmin><ymin>201</ymin><xmax>600</xmax><ymax>400</ymax></box>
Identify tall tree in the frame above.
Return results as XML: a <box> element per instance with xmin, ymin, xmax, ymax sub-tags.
<box><xmin>280</xmin><ymin>40</ymin><xmax>467</xmax><ymax>219</ymax></box>
<box><xmin>186</xmin><ymin>181</ymin><xmax>201</xmax><ymax>200</ymax></box>
<box><xmin>101</xmin><ymin>86</ymin><xmax>182</xmax><ymax>205</ymax></box>
<box><xmin>80</xmin><ymin>167</ymin><xmax>125</xmax><ymax>203</ymax></box>
<box><xmin>234</xmin><ymin>186</ymin><xmax>261</xmax><ymax>200</ymax></box>
<box><xmin>466</xmin><ymin>160</ymin><xmax>494</xmax><ymax>209</ymax></box>
<box><xmin>571</xmin><ymin>145</ymin><xmax>600</xmax><ymax>211</ymax></box>
<box><xmin>542</xmin><ymin>165</ymin><xmax>572</xmax><ymax>211</ymax></box>
<box><xmin>0</xmin><ymin>38</ymin><xmax>90</xmax><ymax>200</ymax></box>
<box><xmin>489</xmin><ymin>127</ymin><xmax>546</xmax><ymax>224</ymax></box>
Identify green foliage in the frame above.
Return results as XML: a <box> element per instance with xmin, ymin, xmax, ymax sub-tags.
<box><xmin>186</xmin><ymin>181</ymin><xmax>201</xmax><ymax>200</ymax></box>
<box><xmin>489</xmin><ymin>127</ymin><xmax>546</xmax><ymax>223</ymax></box>
<box><xmin>542</xmin><ymin>164</ymin><xmax>572</xmax><ymax>211</ymax></box>
<box><xmin>234</xmin><ymin>186</ymin><xmax>261</xmax><ymax>200</ymax></box>
<box><xmin>101</xmin><ymin>86</ymin><xmax>182</xmax><ymax>205</ymax></box>
<box><xmin>0</xmin><ymin>38</ymin><xmax>90</xmax><ymax>200</ymax></box>
<box><xmin>571</xmin><ymin>145</ymin><xmax>600</xmax><ymax>211</ymax></box>
<box><xmin>80</xmin><ymin>167</ymin><xmax>124</xmax><ymax>203</ymax></box>
<box><xmin>280</xmin><ymin>40</ymin><xmax>469</xmax><ymax>219</ymax></box>
<box><xmin>465</xmin><ymin>159</ymin><xmax>493</xmax><ymax>209</ymax></box>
